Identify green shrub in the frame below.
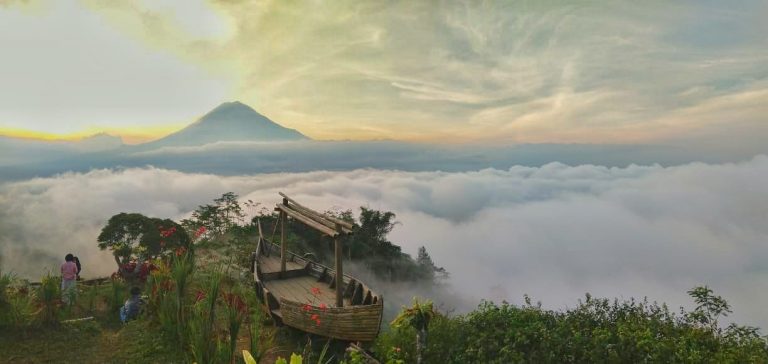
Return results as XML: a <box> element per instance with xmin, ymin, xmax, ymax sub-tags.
<box><xmin>376</xmin><ymin>288</ymin><xmax>768</xmax><ymax>363</ymax></box>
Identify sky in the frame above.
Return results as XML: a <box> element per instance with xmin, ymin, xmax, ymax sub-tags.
<box><xmin>0</xmin><ymin>0</ymin><xmax>766</xmax><ymax>144</ymax></box>
<box><xmin>3</xmin><ymin>157</ymin><xmax>768</xmax><ymax>328</ymax></box>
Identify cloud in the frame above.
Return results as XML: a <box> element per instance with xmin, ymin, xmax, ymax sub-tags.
<box><xmin>5</xmin><ymin>137</ymin><xmax>768</xmax><ymax>182</ymax></box>
<box><xmin>2</xmin><ymin>157</ymin><xmax>768</xmax><ymax>329</ymax></box>
<box><xmin>77</xmin><ymin>0</ymin><xmax>768</xmax><ymax>143</ymax></box>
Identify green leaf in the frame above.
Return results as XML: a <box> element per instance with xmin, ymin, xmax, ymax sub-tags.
<box><xmin>242</xmin><ymin>350</ymin><xmax>257</xmax><ymax>364</ymax></box>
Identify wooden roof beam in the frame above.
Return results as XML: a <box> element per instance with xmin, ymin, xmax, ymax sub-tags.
<box><xmin>276</xmin><ymin>204</ymin><xmax>338</xmax><ymax>237</ymax></box>
<box><xmin>279</xmin><ymin>192</ymin><xmax>354</xmax><ymax>232</ymax></box>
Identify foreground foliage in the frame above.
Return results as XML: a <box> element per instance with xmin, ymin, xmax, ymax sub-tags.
<box><xmin>375</xmin><ymin>289</ymin><xmax>768</xmax><ymax>363</ymax></box>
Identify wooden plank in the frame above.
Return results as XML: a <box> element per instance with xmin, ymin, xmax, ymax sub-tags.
<box><xmin>280</xmin><ymin>210</ymin><xmax>286</xmax><ymax>272</ymax></box>
<box><xmin>279</xmin><ymin>192</ymin><xmax>354</xmax><ymax>231</ymax></box>
<box><xmin>279</xmin><ymin>299</ymin><xmax>383</xmax><ymax>341</ymax></box>
<box><xmin>363</xmin><ymin>290</ymin><xmax>373</xmax><ymax>305</ymax></box>
<box><xmin>352</xmin><ymin>283</ymin><xmax>363</xmax><ymax>305</ymax></box>
<box><xmin>289</xmin><ymin>202</ymin><xmax>354</xmax><ymax>234</ymax></box>
<box><xmin>259</xmin><ymin>254</ymin><xmax>303</xmax><ymax>274</ymax></box>
<box><xmin>344</xmin><ymin>278</ymin><xmax>357</xmax><ymax>298</ymax></box>
<box><xmin>277</xmin><ymin>204</ymin><xmax>337</xmax><ymax>236</ymax></box>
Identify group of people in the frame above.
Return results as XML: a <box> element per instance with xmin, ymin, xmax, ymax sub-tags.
<box><xmin>60</xmin><ymin>253</ymin><xmax>143</xmax><ymax>323</ymax></box>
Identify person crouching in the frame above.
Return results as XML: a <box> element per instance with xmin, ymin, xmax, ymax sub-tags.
<box><xmin>120</xmin><ymin>287</ymin><xmax>144</xmax><ymax>323</ymax></box>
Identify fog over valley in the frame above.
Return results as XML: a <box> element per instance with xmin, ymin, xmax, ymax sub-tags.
<box><xmin>2</xmin><ymin>157</ymin><xmax>767</xmax><ymax>328</ymax></box>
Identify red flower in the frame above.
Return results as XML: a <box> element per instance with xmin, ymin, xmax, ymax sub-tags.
<box><xmin>311</xmin><ymin>314</ymin><xmax>319</xmax><ymax>321</ymax></box>
<box><xmin>224</xmin><ymin>292</ymin><xmax>247</xmax><ymax>313</ymax></box>
<box><xmin>303</xmin><ymin>304</ymin><xmax>312</xmax><ymax>312</ymax></box>
<box><xmin>319</xmin><ymin>303</ymin><xmax>328</xmax><ymax>311</ymax></box>
<box><xmin>311</xmin><ymin>287</ymin><xmax>321</xmax><ymax>296</ymax></box>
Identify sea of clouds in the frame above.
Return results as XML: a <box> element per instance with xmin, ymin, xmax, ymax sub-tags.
<box><xmin>1</xmin><ymin>156</ymin><xmax>767</xmax><ymax>328</ymax></box>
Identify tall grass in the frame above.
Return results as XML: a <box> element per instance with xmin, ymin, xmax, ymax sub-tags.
<box><xmin>37</xmin><ymin>272</ymin><xmax>61</xmax><ymax>324</ymax></box>
<box><xmin>0</xmin><ymin>270</ymin><xmax>15</xmax><ymax>326</ymax></box>
<box><xmin>9</xmin><ymin>285</ymin><xmax>35</xmax><ymax>327</ymax></box>
<box><xmin>109</xmin><ymin>278</ymin><xmax>126</xmax><ymax>316</ymax></box>
<box><xmin>248</xmin><ymin>311</ymin><xmax>263</xmax><ymax>363</ymax></box>
<box><xmin>170</xmin><ymin>252</ymin><xmax>195</xmax><ymax>344</ymax></box>
<box><xmin>189</xmin><ymin>268</ymin><xmax>222</xmax><ymax>364</ymax></box>
<box><xmin>224</xmin><ymin>289</ymin><xmax>247</xmax><ymax>364</ymax></box>
<box><xmin>81</xmin><ymin>284</ymin><xmax>99</xmax><ymax>316</ymax></box>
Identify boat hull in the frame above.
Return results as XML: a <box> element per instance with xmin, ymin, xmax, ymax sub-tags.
<box><xmin>252</xmin><ymin>240</ymin><xmax>384</xmax><ymax>341</ymax></box>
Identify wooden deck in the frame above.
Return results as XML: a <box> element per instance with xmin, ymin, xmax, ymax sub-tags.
<box><xmin>264</xmin><ymin>275</ymin><xmax>351</xmax><ymax>308</ymax></box>
<box><xmin>259</xmin><ymin>253</ymin><xmax>304</xmax><ymax>274</ymax></box>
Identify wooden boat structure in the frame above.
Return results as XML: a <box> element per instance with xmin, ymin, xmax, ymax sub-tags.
<box><xmin>251</xmin><ymin>193</ymin><xmax>384</xmax><ymax>342</ymax></box>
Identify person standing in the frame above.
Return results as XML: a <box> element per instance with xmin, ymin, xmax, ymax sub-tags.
<box><xmin>61</xmin><ymin>253</ymin><xmax>78</xmax><ymax>305</ymax></box>
<box><xmin>73</xmin><ymin>256</ymin><xmax>82</xmax><ymax>280</ymax></box>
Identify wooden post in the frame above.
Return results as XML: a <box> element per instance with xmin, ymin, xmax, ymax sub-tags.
<box><xmin>280</xmin><ymin>206</ymin><xmax>287</xmax><ymax>273</ymax></box>
<box><xmin>334</xmin><ymin>237</ymin><xmax>343</xmax><ymax>307</ymax></box>
<box><xmin>334</xmin><ymin>223</ymin><xmax>344</xmax><ymax>307</ymax></box>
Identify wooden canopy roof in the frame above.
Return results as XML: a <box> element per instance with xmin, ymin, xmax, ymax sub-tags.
<box><xmin>275</xmin><ymin>192</ymin><xmax>353</xmax><ymax>237</ymax></box>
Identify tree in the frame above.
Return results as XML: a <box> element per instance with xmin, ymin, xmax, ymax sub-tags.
<box><xmin>392</xmin><ymin>299</ymin><xmax>436</xmax><ymax>364</ymax></box>
<box><xmin>192</xmin><ymin>204</ymin><xmax>224</xmax><ymax>235</ymax></box>
<box><xmin>187</xmin><ymin>192</ymin><xmax>245</xmax><ymax>236</ymax></box>
<box><xmin>97</xmin><ymin>213</ymin><xmax>190</xmax><ymax>276</ymax></box>
<box><xmin>687</xmin><ymin>286</ymin><xmax>732</xmax><ymax>331</ymax></box>
<box><xmin>349</xmin><ymin>207</ymin><xmax>402</xmax><ymax>264</ymax></box>
<box><xmin>416</xmin><ymin>246</ymin><xmax>449</xmax><ymax>282</ymax></box>
<box><xmin>214</xmin><ymin>192</ymin><xmax>244</xmax><ymax>229</ymax></box>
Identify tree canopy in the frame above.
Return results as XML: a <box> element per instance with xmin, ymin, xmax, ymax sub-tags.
<box><xmin>97</xmin><ymin>212</ymin><xmax>190</xmax><ymax>273</ymax></box>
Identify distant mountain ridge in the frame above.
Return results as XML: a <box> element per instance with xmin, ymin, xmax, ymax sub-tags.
<box><xmin>141</xmin><ymin>101</ymin><xmax>309</xmax><ymax>147</ymax></box>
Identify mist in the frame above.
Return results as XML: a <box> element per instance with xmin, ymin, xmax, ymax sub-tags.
<box><xmin>2</xmin><ymin>138</ymin><xmax>767</xmax><ymax>182</ymax></box>
<box><xmin>1</xmin><ymin>157</ymin><xmax>767</xmax><ymax>328</ymax></box>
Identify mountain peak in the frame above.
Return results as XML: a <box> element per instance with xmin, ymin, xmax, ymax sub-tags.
<box><xmin>142</xmin><ymin>102</ymin><xmax>309</xmax><ymax>147</ymax></box>
<box><xmin>211</xmin><ymin>100</ymin><xmax>252</xmax><ymax>112</ymax></box>
<box><xmin>200</xmin><ymin>101</ymin><xmax>262</xmax><ymax>123</ymax></box>
<box><xmin>75</xmin><ymin>133</ymin><xmax>123</xmax><ymax>151</ymax></box>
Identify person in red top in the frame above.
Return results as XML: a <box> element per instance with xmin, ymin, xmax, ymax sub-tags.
<box><xmin>61</xmin><ymin>253</ymin><xmax>78</xmax><ymax>305</ymax></box>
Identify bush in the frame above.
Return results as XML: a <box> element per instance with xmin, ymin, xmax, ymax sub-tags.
<box><xmin>375</xmin><ymin>288</ymin><xmax>768</xmax><ymax>363</ymax></box>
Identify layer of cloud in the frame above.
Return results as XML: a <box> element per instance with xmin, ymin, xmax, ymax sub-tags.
<box><xmin>4</xmin><ymin>137</ymin><xmax>768</xmax><ymax>182</ymax></box>
<box><xmin>2</xmin><ymin>157</ymin><xmax>768</xmax><ymax>329</ymax></box>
